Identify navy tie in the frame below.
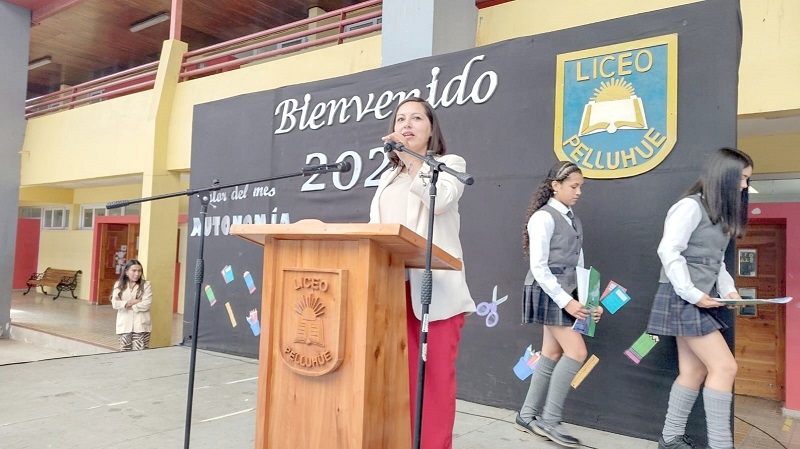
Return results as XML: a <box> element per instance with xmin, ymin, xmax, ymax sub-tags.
<box><xmin>566</xmin><ymin>210</ymin><xmax>577</xmax><ymax>231</ymax></box>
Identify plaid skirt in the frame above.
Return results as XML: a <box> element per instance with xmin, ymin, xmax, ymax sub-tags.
<box><xmin>646</xmin><ymin>283</ymin><xmax>728</xmax><ymax>337</ymax></box>
<box><xmin>521</xmin><ymin>283</ymin><xmax>574</xmax><ymax>326</ymax></box>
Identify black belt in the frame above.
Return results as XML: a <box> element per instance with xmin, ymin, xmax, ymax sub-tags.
<box><xmin>549</xmin><ymin>266</ymin><xmax>574</xmax><ymax>274</ymax></box>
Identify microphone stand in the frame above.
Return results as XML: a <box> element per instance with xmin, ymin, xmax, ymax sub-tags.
<box><xmin>105</xmin><ymin>163</ymin><xmax>345</xmax><ymax>449</ymax></box>
<box><xmin>384</xmin><ymin>143</ymin><xmax>473</xmax><ymax>449</ymax></box>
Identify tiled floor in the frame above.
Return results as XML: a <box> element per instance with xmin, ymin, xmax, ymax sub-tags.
<box><xmin>9</xmin><ymin>290</ymin><xmax>184</xmax><ymax>350</ymax></box>
<box><xmin>7</xmin><ymin>291</ymin><xmax>799</xmax><ymax>448</ymax></box>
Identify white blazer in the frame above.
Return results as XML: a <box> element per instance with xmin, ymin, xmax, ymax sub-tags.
<box><xmin>111</xmin><ymin>280</ymin><xmax>153</xmax><ymax>334</ymax></box>
<box><xmin>369</xmin><ymin>153</ymin><xmax>475</xmax><ymax>321</ymax></box>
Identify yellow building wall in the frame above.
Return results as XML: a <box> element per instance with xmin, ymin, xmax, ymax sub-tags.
<box><xmin>166</xmin><ymin>35</ymin><xmax>382</xmax><ymax>170</ymax></box>
<box><xmin>476</xmin><ymin>0</ymin><xmax>702</xmax><ymax>45</ymax></box>
<box><xmin>36</xmin><ymin>228</ymin><xmax>93</xmax><ymax>300</ymax></box>
<box><xmin>739</xmin><ymin>133</ymin><xmax>800</xmax><ymax>174</ymax></box>
<box><xmin>20</xmin><ymin>91</ymin><xmax>153</xmax><ymax>186</ymax></box>
<box><xmin>739</xmin><ymin>1</ymin><xmax>800</xmax><ymax>115</ymax></box>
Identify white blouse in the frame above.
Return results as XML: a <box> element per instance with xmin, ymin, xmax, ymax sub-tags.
<box><xmin>657</xmin><ymin>197</ymin><xmax>736</xmax><ymax>304</ymax></box>
<box><xmin>527</xmin><ymin>198</ymin><xmax>584</xmax><ymax>309</ymax></box>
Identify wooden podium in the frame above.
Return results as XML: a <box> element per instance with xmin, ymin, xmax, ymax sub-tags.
<box><xmin>230</xmin><ymin>220</ymin><xmax>462</xmax><ymax>449</ymax></box>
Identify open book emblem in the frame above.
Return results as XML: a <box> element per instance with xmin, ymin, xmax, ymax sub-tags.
<box><xmin>579</xmin><ymin>78</ymin><xmax>647</xmax><ymax>136</ymax></box>
<box><xmin>294</xmin><ymin>294</ymin><xmax>326</xmax><ymax>346</ymax></box>
<box><xmin>554</xmin><ymin>34</ymin><xmax>678</xmax><ymax>179</ymax></box>
<box><xmin>280</xmin><ymin>269</ymin><xmax>347</xmax><ymax>377</ymax></box>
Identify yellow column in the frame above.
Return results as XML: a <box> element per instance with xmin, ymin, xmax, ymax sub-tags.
<box><xmin>137</xmin><ymin>39</ymin><xmax>188</xmax><ymax>348</ymax></box>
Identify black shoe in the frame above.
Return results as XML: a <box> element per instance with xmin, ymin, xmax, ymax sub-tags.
<box><xmin>533</xmin><ymin>420</ymin><xmax>581</xmax><ymax>448</ymax></box>
<box><xmin>658</xmin><ymin>435</ymin><xmax>697</xmax><ymax>449</ymax></box>
<box><xmin>514</xmin><ymin>412</ymin><xmax>539</xmax><ymax>436</ymax></box>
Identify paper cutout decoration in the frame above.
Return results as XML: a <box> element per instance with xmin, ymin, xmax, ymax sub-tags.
<box><xmin>225</xmin><ymin>302</ymin><xmax>237</xmax><ymax>327</ymax></box>
<box><xmin>624</xmin><ymin>332</ymin><xmax>659</xmax><ymax>364</ymax></box>
<box><xmin>573</xmin><ymin>266</ymin><xmax>600</xmax><ymax>337</ymax></box>
<box><xmin>246</xmin><ymin>309</ymin><xmax>261</xmax><ymax>336</ymax></box>
<box><xmin>571</xmin><ymin>354</ymin><xmax>599</xmax><ymax>389</ymax></box>
<box><xmin>204</xmin><ymin>285</ymin><xmax>217</xmax><ymax>307</ymax></box>
<box><xmin>221</xmin><ymin>265</ymin><xmax>234</xmax><ymax>284</ymax></box>
<box><xmin>476</xmin><ymin>285</ymin><xmax>508</xmax><ymax>327</ymax></box>
<box><xmin>601</xmin><ymin>286</ymin><xmax>631</xmax><ymax>314</ymax></box>
<box><xmin>243</xmin><ymin>271</ymin><xmax>256</xmax><ymax>294</ymax></box>
<box><xmin>513</xmin><ymin>345</ymin><xmax>541</xmax><ymax>380</ymax></box>
<box><xmin>600</xmin><ymin>280</ymin><xmax>626</xmax><ymax>299</ymax></box>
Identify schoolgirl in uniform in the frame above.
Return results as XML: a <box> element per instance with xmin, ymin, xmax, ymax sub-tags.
<box><xmin>647</xmin><ymin>147</ymin><xmax>753</xmax><ymax>449</ymax></box>
<box><xmin>515</xmin><ymin>161</ymin><xmax>603</xmax><ymax>448</ymax></box>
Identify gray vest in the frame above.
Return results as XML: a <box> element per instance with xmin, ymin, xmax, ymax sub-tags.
<box><xmin>525</xmin><ymin>204</ymin><xmax>583</xmax><ymax>294</ymax></box>
<box><xmin>659</xmin><ymin>194</ymin><xmax>730</xmax><ymax>294</ymax></box>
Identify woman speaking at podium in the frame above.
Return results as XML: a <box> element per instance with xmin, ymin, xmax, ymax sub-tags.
<box><xmin>369</xmin><ymin>97</ymin><xmax>475</xmax><ymax>449</ymax></box>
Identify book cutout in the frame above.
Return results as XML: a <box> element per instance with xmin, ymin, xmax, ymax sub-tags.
<box><xmin>601</xmin><ymin>285</ymin><xmax>631</xmax><ymax>314</ymax></box>
<box><xmin>573</xmin><ymin>267</ymin><xmax>600</xmax><ymax>337</ymax></box>
<box><xmin>243</xmin><ymin>271</ymin><xmax>257</xmax><ymax>294</ymax></box>
<box><xmin>513</xmin><ymin>345</ymin><xmax>541</xmax><ymax>380</ymax></box>
<box><xmin>625</xmin><ymin>332</ymin><xmax>659</xmax><ymax>364</ymax></box>
<box><xmin>221</xmin><ymin>265</ymin><xmax>234</xmax><ymax>284</ymax></box>
<box><xmin>204</xmin><ymin>285</ymin><xmax>217</xmax><ymax>307</ymax></box>
<box><xmin>571</xmin><ymin>354</ymin><xmax>599</xmax><ymax>389</ymax></box>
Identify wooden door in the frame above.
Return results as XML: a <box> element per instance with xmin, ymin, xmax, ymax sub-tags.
<box><xmin>734</xmin><ymin>223</ymin><xmax>786</xmax><ymax>400</ymax></box>
<box><xmin>96</xmin><ymin>223</ymin><xmax>139</xmax><ymax>305</ymax></box>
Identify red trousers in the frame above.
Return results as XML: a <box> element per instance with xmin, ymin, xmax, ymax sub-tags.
<box><xmin>406</xmin><ymin>294</ymin><xmax>466</xmax><ymax>449</ymax></box>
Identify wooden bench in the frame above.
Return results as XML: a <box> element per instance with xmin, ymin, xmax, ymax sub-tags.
<box><xmin>23</xmin><ymin>268</ymin><xmax>82</xmax><ymax>300</ymax></box>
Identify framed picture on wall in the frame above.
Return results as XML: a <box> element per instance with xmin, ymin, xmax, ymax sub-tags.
<box><xmin>737</xmin><ymin>287</ymin><xmax>757</xmax><ymax>317</ymax></box>
<box><xmin>738</xmin><ymin>249</ymin><xmax>757</xmax><ymax>277</ymax></box>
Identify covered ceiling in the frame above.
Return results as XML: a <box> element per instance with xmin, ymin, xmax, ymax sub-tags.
<box><xmin>7</xmin><ymin>0</ymin><xmax>369</xmax><ymax>99</ymax></box>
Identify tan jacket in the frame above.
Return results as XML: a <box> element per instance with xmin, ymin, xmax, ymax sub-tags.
<box><xmin>111</xmin><ymin>280</ymin><xmax>153</xmax><ymax>334</ymax></box>
<box><xmin>369</xmin><ymin>153</ymin><xmax>475</xmax><ymax>321</ymax></box>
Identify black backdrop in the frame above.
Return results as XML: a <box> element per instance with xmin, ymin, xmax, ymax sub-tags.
<box><xmin>186</xmin><ymin>0</ymin><xmax>741</xmax><ymax>441</ymax></box>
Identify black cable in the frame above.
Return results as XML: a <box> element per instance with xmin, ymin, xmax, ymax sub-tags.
<box><xmin>734</xmin><ymin>414</ymin><xmax>788</xmax><ymax>449</ymax></box>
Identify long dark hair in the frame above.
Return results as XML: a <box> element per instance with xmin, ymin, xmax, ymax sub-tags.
<box><xmin>684</xmin><ymin>147</ymin><xmax>753</xmax><ymax>237</ymax></box>
<box><xmin>115</xmin><ymin>259</ymin><xmax>145</xmax><ymax>299</ymax></box>
<box><xmin>385</xmin><ymin>97</ymin><xmax>447</xmax><ymax>169</ymax></box>
<box><xmin>522</xmin><ymin>161</ymin><xmax>582</xmax><ymax>257</ymax></box>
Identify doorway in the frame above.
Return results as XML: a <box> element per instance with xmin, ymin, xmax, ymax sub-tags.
<box><xmin>734</xmin><ymin>222</ymin><xmax>786</xmax><ymax>400</ymax></box>
<box><xmin>90</xmin><ymin>216</ymin><xmax>140</xmax><ymax>305</ymax></box>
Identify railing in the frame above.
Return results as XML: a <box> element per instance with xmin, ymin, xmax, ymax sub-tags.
<box><xmin>24</xmin><ymin>63</ymin><xmax>159</xmax><ymax>119</ymax></box>
<box><xmin>180</xmin><ymin>1</ymin><xmax>382</xmax><ymax>80</ymax></box>
<box><xmin>24</xmin><ymin>0</ymin><xmax>383</xmax><ymax>119</ymax></box>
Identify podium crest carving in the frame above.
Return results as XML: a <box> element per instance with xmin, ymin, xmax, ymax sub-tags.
<box><xmin>280</xmin><ymin>268</ymin><xmax>346</xmax><ymax>376</ymax></box>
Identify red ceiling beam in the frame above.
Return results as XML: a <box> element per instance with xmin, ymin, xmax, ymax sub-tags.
<box><xmin>476</xmin><ymin>0</ymin><xmax>514</xmax><ymax>8</ymax></box>
<box><xmin>31</xmin><ymin>0</ymin><xmax>84</xmax><ymax>25</ymax></box>
<box><xmin>170</xmin><ymin>0</ymin><xmax>183</xmax><ymax>40</ymax></box>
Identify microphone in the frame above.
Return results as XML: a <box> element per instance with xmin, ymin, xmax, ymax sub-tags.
<box><xmin>302</xmin><ymin>161</ymin><xmax>352</xmax><ymax>175</ymax></box>
<box><xmin>383</xmin><ymin>141</ymin><xmax>404</xmax><ymax>154</ymax></box>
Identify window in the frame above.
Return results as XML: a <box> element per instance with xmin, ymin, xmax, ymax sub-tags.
<box><xmin>19</xmin><ymin>207</ymin><xmax>42</xmax><ymax>219</ymax></box>
<box><xmin>42</xmin><ymin>207</ymin><xmax>70</xmax><ymax>230</ymax></box>
<box><xmin>344</xmin><ymin>16</ymin><xmax>382</xmax><ymax>33</ymax></box>
<box><xmin>80</xmin><ymin>203</ymin><xmax>141</xmax><ymax>229</ymax></box>
<box><xmin>276</xmin><ymin>36</ymin><xmax>308</xmax><ymax>49</ymax></box>
<box><xmin>80</xmin><ymin>205</ymin><xmax>106</xmax><ymax>229</ymax></box>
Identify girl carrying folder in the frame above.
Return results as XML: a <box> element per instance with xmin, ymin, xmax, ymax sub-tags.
<box><xmin>647</xmin><ymin>147</ymin><xmax>753</xmax><ymax>449</ymax></box>
<box><xmin>515</xmin><ymin>161</ymin><xmax>603</xmax><ymax>448</ymax></box>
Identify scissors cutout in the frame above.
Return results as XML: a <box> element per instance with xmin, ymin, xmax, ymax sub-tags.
<box><xmin>476</xmin><ymin>285</ymin><xmax>508</xmax><ymax>327</ymax></box>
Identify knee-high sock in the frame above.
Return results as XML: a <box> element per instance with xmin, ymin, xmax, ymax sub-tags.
<box><xmin>662</xmin><ymin>381</ymin><xmax>699</xmax><ymax>441</ymax></box>
<box><xmin>519</xmin><ymin>355</ymin><xmax>557</xmax><ymax>421</ymax></box>
<box><xmin>704</xmin><ymin>387</ymin><xmax>733</xmax><ymax>449</ymax></box>
<box><xmin>541</xmin><ymin>355</ymin><xmax>582</xmax><ymax>425</ymax></box>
